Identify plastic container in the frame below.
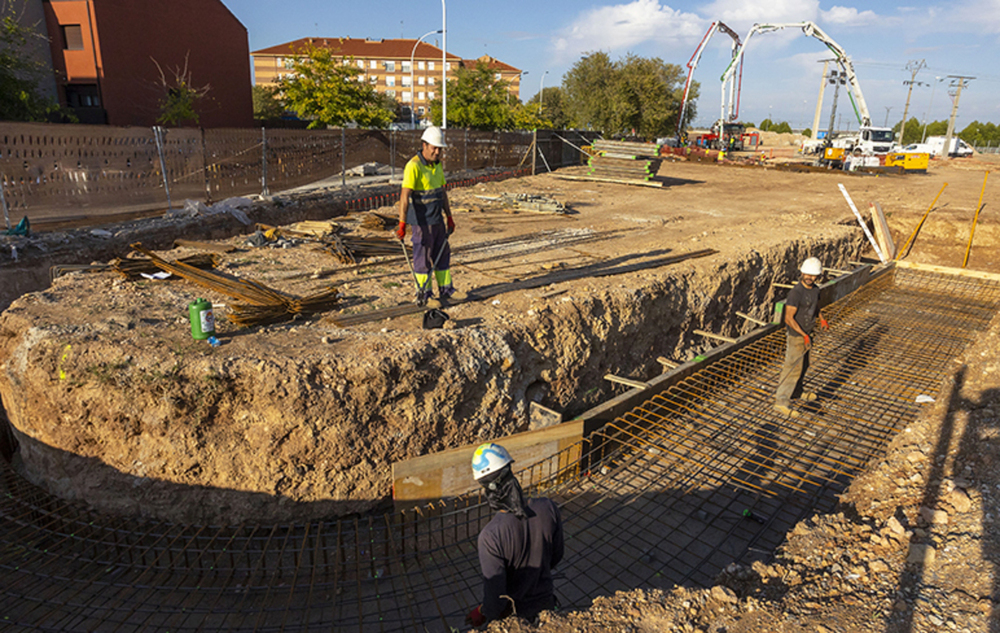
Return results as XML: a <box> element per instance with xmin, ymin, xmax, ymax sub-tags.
<box><xmin>188</xmin><ymin>298</ymin><xmax>215</xmax><ymax>340</ymax></box>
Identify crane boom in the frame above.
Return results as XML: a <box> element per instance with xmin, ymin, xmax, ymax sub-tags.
<box><xmin>720</xmin><ymin>21</ymin><xmax>873</xmax><ymax>127</ymax></box>
<box><xmin>676</xmin><ymin>21</ymin><xmax>742</xmax><ymax>137</ymax></box>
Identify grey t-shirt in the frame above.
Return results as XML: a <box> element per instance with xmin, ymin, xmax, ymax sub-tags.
<box><xmin>785</xmin><ymin>281</ymin><xmax>820</xmax><ymax>336</ymax></box>
<box><xmin>477</xmin><ymin>497</ymin><xmax>564</xmax><ymax>621</ymax></box>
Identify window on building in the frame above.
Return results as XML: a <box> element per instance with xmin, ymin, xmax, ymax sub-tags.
<box><xmin>275</xmin><ymin>56</ymin><xmax>283</xmax><ymax>67</ymax></box>
<box><xmin>418</xmin><ymin>106</ymin><xmax>425</xmax><ymax>115</ymax></box>
<box><xmin>418</xmin><ymin>91</ymin><xmax>425</xmax><ymax>101</ymax></box>
<box><xmin>428</xmin><ymin>77</ymin><xmax>435</xmax><ymax>86</ymax></box>
<box><xmin>402</xmin><ymin>76</ymin><xmax>412</xmax><ymax>87</ymax></box>
<box><xmin>357</xmin><ymin>60</ymin><xmax>364</xmax><ymax>68</ymax></box>
<box><xmin>65</xmin><ymin>84</ymin><xmax>100</xmax><ymax>107</ymax></box>
<box><xmin>384</xmin><ymin>61</ymin><xmax>395</xmax><ymax>72</ymax></box>
<box><xmin>284</xmin><ymin>58</ymin><xmax>294</xmax><ymax>69</ymax></box>
<box><xmin>428</xmin><ymin>91</ymin><xmax>435</xmax><ymax>100</ymax></box>
<box><xmin>401</xmin><ymin>61</ymin><xmax>411</xmax><ymax>73</ymax></box>
<box><xmin>370</xmin><ymin>60</ymin><xmax>377</xmax><ymax>69</ymax></box>
<box><xmin>61</xmin><ymin>25</ymin><xmax>83</xmax><ymax>50</ymax></box>
<box><xmin>495</xmin><ymin>73</ymin><xmax>502</xmax><ymax>81</ymax></box>
<box><xmin>369</xmin><ymin>75</ymin><xmax>378</xmax><ymax>84</ymax></box>
<box><xmin>386</xmin><ymin>76</ymin><xmax>395</xmax><ymax>87</ymax></box>
<box><xmin>418</xmin><ymin>61</ymin><xmax>425</xmax><ymax>70</ymax></box>
<box><xmin>387</xmin><ymin>89</ymin><xmax>396</xmax><ymax>97</ymax></box>
<box><xmin>445</xmin><ymin>62</ymin><xmax>451</xmax><ymax>71</ymax></box>
<box><xmin>403</xmin><ymin>91</ymin><xmax>411</xmax><ymax>102</ymax></box>
<box><xmin>418</xmin><ymin>76</ymin><xmax>425</xmax><ymax>86</ymax></box>
<box><xmin>428</xmin><ymin>61</ymin><xmax>435</xmax><ymax>71</ymax></box>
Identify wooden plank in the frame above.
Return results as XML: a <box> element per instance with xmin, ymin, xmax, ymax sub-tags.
<box><xmin>869</xmin><ymin>202</ymin><xmax>897</xmax><ymax>260</ymax></box>
<box><xmin>392</xmin><ymin>420</ymin><xmax>584</xmax><ymax>510</ymax></box>
<box><xmin>553</xmin><ymin>174</ymin><xmax>666</xmax><ymax>188</ymax></box>
<box><xmin>896</xmin><ymin>260</ymin><xmax>1000</xmax><ymax>281</ymax></box>
<box><xmin>173</xmin><ymin>239</ymin><xmax>235</xmax><ymax>253</ymax></box>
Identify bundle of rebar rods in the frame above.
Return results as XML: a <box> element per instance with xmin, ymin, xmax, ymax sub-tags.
<box><xmin>360</xmin><ymin>212</ymin><xmax>397</xmax><ymax>231</ymax></box>
<box><xmin>587</xmin><ymin>155</ymin><xmax>663</xmax><ymax>181</ymax></box>
<box><xmin>112</xmin><ymin>253</ymin><xmax>220</xmax><ymax>279</ymax></box>
<box><xmin>131</xmin><ymin>243</ymin><xmax>339</xmax><ymax>327</ymax></box>
<box><xmin>321</xmin><ymin>235</ymin><xmax>403</xmax><ymax>264</ymax></box>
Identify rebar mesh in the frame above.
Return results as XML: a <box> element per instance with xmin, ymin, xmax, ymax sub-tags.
<box><xmin>2</xmin><ymin>266</ymin><xmax>998</xmax><ymax>631</ymax></box>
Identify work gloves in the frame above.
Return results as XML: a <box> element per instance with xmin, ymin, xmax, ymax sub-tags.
<box><xmin>803</xmin><ymin>334</ymin><xmax>811</xmax><ymax>348</ymax></box>
<box><xmin>446</xmin><ymin>216</ymin><xmax>456</xmax><ymax>235</ymax></box>
<box><xmin>465</xmin><ymin>604</ymin><xmax>486</xmax><ymax>627</ymax></box>
<box><xmin>395</xmin><ymin>221</ymin><xmax>406</xmax><ymax>241</ymax></box>
<box><xmin>819</xmin><ymin>316</ymin><xmax>829</xmax><ymax>330</ymax></box>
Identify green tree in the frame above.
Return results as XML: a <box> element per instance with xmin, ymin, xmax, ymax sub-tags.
<box><xmin>0</xmin><ymin>1</ymin><xmax>61</xmax><ymax>121</ymax></box>
<box><xmin>253</xmin><ymin>84</ymin><xmax>285</xmax><ymax>120</ymax></box>
<box><xmin>772</xmin><ymin>121</ymin><xmax>792</xmax><ymax>134</ymax></box>
<box><xmin>526</xmin><ymin>86</ymin><xmax>569</xmax><ymax>129</ymax></box>
<box><xmin>563</xmin><ymin>52</ymin><xmax>692</xmax><ymax>137</ymax></box>
<box><xmin>429</xmin><ymin>60</ymin><xmax>547</xmax><ymax>130</ymax></box>
<box><xmin>802</xmin><ymin>128</ymin><xmax>812</xmax><ymax>138</ymax></box>
<box><xmin>757</xmin><ymin>118</ymin><xmax>773</xmax><ymax>132</ymax></box>
<box><xmin>959</xmin><ymin>121</ymin><xmax>1000</xmax><ymax>147</ymax></box>
<box><xmin>280</xmin><ymin>43</ymin><xmax>393</xmax><ymax>129</ymax></box>
<box><xmin>892</xmin><ymin>117</ymin><xmax>926</xmax><ymax>145</ymax></box>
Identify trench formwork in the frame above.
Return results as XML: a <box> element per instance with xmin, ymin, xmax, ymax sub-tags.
<box><xmin>1</xmin><ymin>263</ymin><xmax>998</xmax><ymax>631</ymax></box>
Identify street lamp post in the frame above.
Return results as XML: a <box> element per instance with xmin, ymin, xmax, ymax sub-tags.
<box><xmin>883</xmin><ymin>106</ymin><xmax>892</xmax><ymax>127</ymax></box>
<box><xmin>441</xmin><ymin>0</ymin><xmax>447</xmax><ymax>129</ymax></box>
<box><xmin>410</xmin><ymin>29</ymin><xmax>442</xmax><ymax>128</ymax></box>
<box><xmin>539</xmin><ymin>70</ymin><xmax>549</xmax><ymax>115</ymax></box>
<box><xmin>921</xmin><ymin>77</ymin><xmax>941</xmax><ymax>143</ymax></box>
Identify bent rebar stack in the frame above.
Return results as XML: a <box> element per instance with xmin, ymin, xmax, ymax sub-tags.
<box><xmin>1</xmin><ymin>264</ymin><xmax>998</xmax><ymax>631</ymax></box>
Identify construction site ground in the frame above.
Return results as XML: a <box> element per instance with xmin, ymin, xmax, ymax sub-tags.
<box><xmin>1</xmin><ymin>145</ymin><xmax>999</xmax><ymax>632</ymax></box>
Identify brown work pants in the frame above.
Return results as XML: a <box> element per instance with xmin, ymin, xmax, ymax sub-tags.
<box><xmin>775</xmin><ymin>334</ymin><xmax>810</xmax><ymax>406</ymax></box>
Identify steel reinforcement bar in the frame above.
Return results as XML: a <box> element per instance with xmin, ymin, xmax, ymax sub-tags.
<box><xmin>1</xmin><ymin>265</ymin><xmax>998</xmax><ymax>631</ymax></box>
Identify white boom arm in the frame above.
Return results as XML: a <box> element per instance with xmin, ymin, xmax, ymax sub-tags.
<box><xmin>720</xmin><ymin>21</ymin><xmax>873</xmax><ymax>127</ymax></box>
<box><xmin>677</xmin><ymin>21</ymin><xmax>741</xmax><ymax>136</ymax></box>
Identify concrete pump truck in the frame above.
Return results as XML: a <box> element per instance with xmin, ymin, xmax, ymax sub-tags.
<box><xmin>719</xmin><ymin>21</ymin><xmax>895</xmax><ymax>158</ymax></box>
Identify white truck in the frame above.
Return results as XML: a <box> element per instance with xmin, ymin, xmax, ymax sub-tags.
<box><xmin>924</xmin><ymin>136</ymin><xmax>974</xmax><ymax>158</ymax></box>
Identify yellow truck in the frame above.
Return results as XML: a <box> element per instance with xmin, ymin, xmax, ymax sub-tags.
<box><xmin>885</xmin><ymin>152</ymin><xmax>929</xmax><ymax>173</ymax></box>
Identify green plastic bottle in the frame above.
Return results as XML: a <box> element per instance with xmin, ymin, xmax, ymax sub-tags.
<box><xmin>188</xmin><ymin>298</ymin><xmax>215</xmax><ymax>340</ymax></box>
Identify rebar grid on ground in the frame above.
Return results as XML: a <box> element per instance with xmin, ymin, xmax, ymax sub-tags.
<box><xmin>2</xmin><ymin>267</ymin><xmax>998</xmax><ymax>631</ymax></box>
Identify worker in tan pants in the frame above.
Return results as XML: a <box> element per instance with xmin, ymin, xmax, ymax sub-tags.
<box><xmin>775</xmin><ymin>257</ymin><xmax>829</xmax><ymax>418</ymax></box>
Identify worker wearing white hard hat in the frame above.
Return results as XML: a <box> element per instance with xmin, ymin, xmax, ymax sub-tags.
<box><xmin>465</xmin><ymin>443</ymin><xmax>564</xmax><ymax>628</ymax></box>
<box><xmin>396</xmin><ymin>126</ymin><xmax>467</xmax><ymax>307</ymax></box>
<box><xmin>774</xmin><ymin>257</ymin><xmax>830</xmax><ymax>417</ymax></box>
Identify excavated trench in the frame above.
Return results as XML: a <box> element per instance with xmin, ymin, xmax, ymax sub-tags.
<box><xmin>0</xmin><ymin>231</ymin><xmax>862</xmax><ymax>524</ymax></box>
<box><xmin>2</xmin><ymin>257</ymin><xmax>998</xmax><ymax>632</ymax></box>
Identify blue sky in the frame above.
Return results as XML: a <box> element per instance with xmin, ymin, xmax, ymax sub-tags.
<box><xmin>225</xmin><ymin>0</ymin><xmax>999</xmax><ymax>132</ymax></box>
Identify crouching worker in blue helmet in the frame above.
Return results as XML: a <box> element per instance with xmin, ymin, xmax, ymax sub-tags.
<box><xmin>465</xmin><ymin>443</ymin><xmax>564</xmax><ymax>629</ymax></box>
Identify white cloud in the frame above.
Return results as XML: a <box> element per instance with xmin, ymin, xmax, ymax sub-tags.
<box><xmin>701</xmin><ymin>0</ymin><xmax>820</xmax><ymax>32</ymax></box>
<box><xmin>820</xmin><ymin>6</ymin><xmax>880</xmax><ymax>26</ymax></box>
<box><xmin>552</xmin><ymin>0</ymin><xmax>706</xmax><ymax>62</ymax></box>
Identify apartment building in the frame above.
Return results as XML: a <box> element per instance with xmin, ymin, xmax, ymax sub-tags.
<box><xmin>252</xmin><ymin>38</ymin><xmax>522</xmax><ymax>122</ymax></box>
<box><xmin>38</xmin><ymin>0</ymin><xmax>253</xmax><ymax>127</ymax></box>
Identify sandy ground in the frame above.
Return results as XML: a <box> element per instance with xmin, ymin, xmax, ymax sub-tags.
<box><xmin>1</xmin><ymin>146</ymin><xmax>999</xmax><ymax>629</ymax></box>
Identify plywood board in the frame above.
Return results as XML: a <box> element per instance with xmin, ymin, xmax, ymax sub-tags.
<box><xmin>869</xmin><ymin>202</ymin><xmax>897</xmax><ymax>260</ymax></box>
<box><xmin>392</xmin><ymin>420</ymin><xmax>584</xmax><ymax>509</ymax></box>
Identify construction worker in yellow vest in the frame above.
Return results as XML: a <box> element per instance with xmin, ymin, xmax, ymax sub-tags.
<box><xmin>395</xmin><ymin>127</ymin><xmax>467</xmax><ymax>307</ymax></box>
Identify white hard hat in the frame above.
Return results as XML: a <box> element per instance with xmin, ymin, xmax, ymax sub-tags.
<box><xmin>420</xmin><ymin>126</ymin><xmax>447</xmax><ymax>148</ymax></box>
<box><xmin>800</xmin><ymin>257</ymin><xmax>823</xmax><ymax>276</ymax></box>
<box><xmin>472</xmin><ymin>442</ymin><xmax>513</xmax><ymax>481</ymax></box>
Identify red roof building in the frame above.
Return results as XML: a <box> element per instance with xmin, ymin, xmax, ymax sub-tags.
<box><xmin>252</xmin><ymin>38</ymin><xmax>522</xmax><ymax>121</ymax></box>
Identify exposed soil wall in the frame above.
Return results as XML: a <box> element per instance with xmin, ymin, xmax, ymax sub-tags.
<box><xmin>0</xmin><ymin>231</ymin><xmax>861</xmax><ymax>524</ymax></box>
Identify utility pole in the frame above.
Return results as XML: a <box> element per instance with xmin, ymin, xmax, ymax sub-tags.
<box><xmin>899</xmin><ymin>59</ymin><xmax>927</xmax><ymax>145</ymax></box>
<box><xmin>941</xmin><ymin>75</ymin><xmax>974</xmax><ymax>159</ymax></box>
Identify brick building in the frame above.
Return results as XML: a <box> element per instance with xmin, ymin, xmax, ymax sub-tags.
<box><xmin>251</xmin><ymin>38</ymin><xmax>522</xmax><ymax>123</ymax></box>
<box><xmin>39</xmin><ymin>0</ymin><xmax>253</xmax><ymax>127</ymax></box>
